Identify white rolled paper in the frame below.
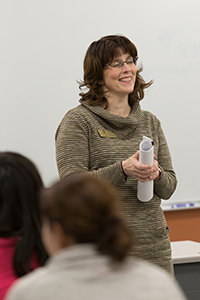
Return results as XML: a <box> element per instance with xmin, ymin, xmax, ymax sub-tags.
<box><xmin>137</xmin><ymin>136</ymin><xmax>154</xmax><ymax>202</ymax></box>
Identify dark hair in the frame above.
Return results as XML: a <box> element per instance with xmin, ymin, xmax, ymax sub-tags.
<box><xmin>40</xmin><ymin>173</ymin><xmax>132</xmax><ymax>262</ymax></box>
<box><xmin>0</xmin><ymin>152</ymin><xmax>48</xmax><ymax>276</ymax></box>
<box><xmin>79</xmin><ymin>34</ymin><xmax>153</xmax><ymax>107</ymax></box>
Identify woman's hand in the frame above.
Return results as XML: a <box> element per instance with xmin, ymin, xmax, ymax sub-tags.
<box><xmin>122</xmin><ymin>151</ymin><xmax>160</xmax><ymax>182</ymax></box>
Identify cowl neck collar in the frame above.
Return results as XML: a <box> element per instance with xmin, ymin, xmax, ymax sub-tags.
<box><xmin>79</xmin><ymin>99</ymin><xmax>142</xmax><ymax>129</ymax></box>
<box><xmin>79</xmin><ymin>99</ymin><xmax>142</xmax><ymax>140</ymax></box>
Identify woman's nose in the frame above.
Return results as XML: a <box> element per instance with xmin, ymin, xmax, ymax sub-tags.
<box><xmin>121</xmin><ymin>62</ymin><xmax>131</xmax><ymax>72</ymax></box>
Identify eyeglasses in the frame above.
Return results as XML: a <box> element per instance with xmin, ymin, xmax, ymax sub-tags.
<box><xmin>105</xmin><ymin>56</ymin><xmax>138</xmax><ymax>69</ymax></box>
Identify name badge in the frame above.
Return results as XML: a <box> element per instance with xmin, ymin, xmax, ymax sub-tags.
<box><xmin>97</xmin><ymin>130</ymin><xmax>117</xmax><ymax>138</ymax></box>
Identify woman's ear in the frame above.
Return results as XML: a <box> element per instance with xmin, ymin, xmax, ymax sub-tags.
<box><xmin>53</xmin><ymin>222</ymin><xmax>75</xmax><ymax>248</ymax></box>
<box><xmin>42</xmin><ymin>220</ymin><xmax>75</xmax><ymax>256</ymax></box>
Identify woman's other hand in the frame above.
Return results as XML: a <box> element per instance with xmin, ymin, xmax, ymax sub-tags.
<box><xmin>122</xmin><ymin>151</ymin><xmax>160</xmax><ymax>182</ymax></box>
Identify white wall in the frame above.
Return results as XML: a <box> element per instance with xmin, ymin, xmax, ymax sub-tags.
<box><xmin>0</xmin><ymin>0</ymin><xmax>200</xmax><ymax>206</ymax></box>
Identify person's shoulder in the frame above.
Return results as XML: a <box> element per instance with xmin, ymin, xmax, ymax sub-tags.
<box><xmin>140</xmin><ymin>109</ymin><xmax>161</xmax><ymax>129</ymax></box>
<box><xmin>61</xmin><ymin>104</ymin><xmax>83</xmax><ymax>118</ymax></box>
<box><xmin>5</xmin><ymin>267</ymin><xmax>47</xmax><ymax>300</ymax></box>
<box><xmin>61</xmin><ymin>103</ymin><xmax>92</xmax><ymax>122</ymax></box>
<box><xmin>55</xmin><ymin>104</ymin><xmax>89</xmax><ymax>140</ymax></box>
<box><xmin>141</xmin><ymin>109</ymin><xmax>159</xmax><ymax>121</ymax></box>
<box><xmin>125</xmin><ymin>258</ymin><xmax>186</xmax><ymax>299</ymax></box>
<box><xmin>129</xmin><ymin>257</ymin><xmax>168</xmax><ymax>278</ymax></box>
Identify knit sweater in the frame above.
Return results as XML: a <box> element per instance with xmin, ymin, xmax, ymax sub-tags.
<box><xmin>55</xmin><ymin>100</ymin><xmax>177</xmax><ymax>275</ymax></box>
<box><xmin>5</xmin><ymin>244</ymin><xmax>186</xmax><ymax>300</ymax></box>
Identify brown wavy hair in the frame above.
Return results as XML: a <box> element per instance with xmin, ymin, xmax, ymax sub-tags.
<box><xmin>79</xmin><ymin>34</ymin><xmax>153</xmax><ymax>107</ymax></box>
<box><xmin>39</xmin><ymin>173</ymin><xmax>133</xmax><ymax>262</ymax></box>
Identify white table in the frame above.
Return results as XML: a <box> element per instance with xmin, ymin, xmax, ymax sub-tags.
<box><xmin>172</xmin><ymin>240</ymin><xmax>200</xmax><ymax>264</ymax></box>
<box><xmin>171</xmin><ymin>241</ymin><xmax>200</xmax><ymax>300</ymax></box>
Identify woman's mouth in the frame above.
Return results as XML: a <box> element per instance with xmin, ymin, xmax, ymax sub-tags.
<box><xmin>119</xmin><ymin>77</ymin><xmax>132</xmax><ymax>82</ymax></box>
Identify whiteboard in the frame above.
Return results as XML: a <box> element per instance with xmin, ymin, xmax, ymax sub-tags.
<box><xmin>0</xmin><ymin>0</ymin><xmax>199</xmax><ymax>208</ymax></box>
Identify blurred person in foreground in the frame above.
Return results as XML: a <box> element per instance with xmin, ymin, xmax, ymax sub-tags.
<box><xmin>0</xmin><ymin>152</ymin><xmax>48</xmax><ymax>300</ymax></box>
<box><xmin>5</xmin><ymin>173</ymin><xmax>186</xmax><ymax>300</ymax></box>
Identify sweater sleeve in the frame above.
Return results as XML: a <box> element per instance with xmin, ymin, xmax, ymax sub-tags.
<box><xmin>154</xmin><ymin>120</ymin><xmax>177</xmax><ymax>200</ymax></box>
<box><xmin>55</xmin><ymin>110</ymin><xmax>126</xmax><ymax>186</ymax></box>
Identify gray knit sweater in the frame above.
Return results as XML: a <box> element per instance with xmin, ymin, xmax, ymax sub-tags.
<box><xmin>55</xmin><ymin>100</ymin><xmax>177</xmax><ymax>275</ymax></box>
<box><xmin>5</xmin><ymin>245</ymin><xmax>186</xmax><ymax>300</ymax></box>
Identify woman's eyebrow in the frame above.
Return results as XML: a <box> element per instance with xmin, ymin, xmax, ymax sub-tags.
<box><xmin>113</xmin><ymin>54</ymin><xmax>132</xmax><ymax>60</ymax></box>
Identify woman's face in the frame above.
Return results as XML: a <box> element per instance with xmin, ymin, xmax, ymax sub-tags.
<box><xmin>102</xmin><ymin>52</ymin><xmax>137</xmax><ymax>101</ymax></box>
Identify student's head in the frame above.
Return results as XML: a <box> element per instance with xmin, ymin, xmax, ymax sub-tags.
<box><xmin>0</xmin><ymin>152</ymin><xmax>47</xmax><ymax>276</ymax></box>
<box><xmin>40</xmin><ymin>173</ymin><xmax>132</xmax><ymax>262</ymax></box>
<box><xmin>79</xmin><ymin>34</ymin><xmax>153</xmax><ymax>106</ymax></box>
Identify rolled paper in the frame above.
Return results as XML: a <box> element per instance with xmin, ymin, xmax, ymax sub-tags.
<box><xmin>137</xmin><ymin>136</ymin><xmax>154</xmax><ymax>202</ymax></box>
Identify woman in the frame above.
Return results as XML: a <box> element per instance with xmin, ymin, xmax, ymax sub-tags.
<box><xmin>55</xmin><ymin>35</ymin><xmax>177</xmax><ymax>275</ymax></box>
<box><xmin>5</xmin><ymin>174</ymin><xmax>185</xmax><ymax>300</ymax></box>
<box><xmin>0</xmin><ymin>152</ymin><xmax>48</xmax><ymax>300</ymax></box>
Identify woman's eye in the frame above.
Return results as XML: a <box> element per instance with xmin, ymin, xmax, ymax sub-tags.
<box><xmin>111</xmin><ymin>61</ymin><xmax>121</xmax><ymax>68</ymax></box>
<box><xmin>127</xmin><ymin>58</ymin><xmax>134</xmax><ymax>64</ymax></box>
